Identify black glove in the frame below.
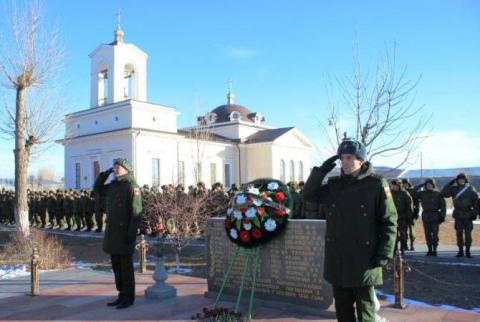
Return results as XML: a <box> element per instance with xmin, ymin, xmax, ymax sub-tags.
<box><xmin>370</xmin><ymin>256</ymin><xmax>389</xmax><ymax>268</ymax></box>
<box><xmin>414</xmin><ymin>183</ymin><xmax>424</xmax><ymax>190</ymax></box>
<box><xmin>449</xmin><ymin>179</ymin><xmax>456</xmax><ymax>186</ymax></box>
<box><xmin>319</xmin><ymin>155</ymin><xmax>339</xmax><ymax>174</ymax></box>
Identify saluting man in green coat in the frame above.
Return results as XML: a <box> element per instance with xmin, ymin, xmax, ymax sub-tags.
<box><xmin>94</xmin><ymin>158</ymin><xmax>143</xmax><ymax>309</ymax></box>
<box><xmin>303</xmin><ymin>138</ymin><xmax>397</xmax><ymax>322</ymax></box>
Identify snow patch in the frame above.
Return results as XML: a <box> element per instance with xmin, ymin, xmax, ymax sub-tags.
<box><xmin>167</xmin><ymin>268</ymin><xmax>193</xmax><ymax>274</ymax></box>
<box><xmin>0</xmin><ymin>264</ymin><xmax>29</xmax><ymax>280</ymax></box>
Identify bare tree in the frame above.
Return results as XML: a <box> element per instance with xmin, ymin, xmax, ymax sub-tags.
<box><xmin>143</xmin><ymin>190</ymin><xmax>225</xmax><ymax>272</ymax></box>
<box><xmin>0</xmin><ymin>0</ymin><xmax>64</xmax><ymax>236</ymax></box>
<box><xmin>319</xmin><ymin>43</ymin><xmax>431</xmax><ymax>170</ymax></box>
<box><xmin>185</xmin><ymin>123</ymin><xmax>214</xmax><ymax>185</ymax></box>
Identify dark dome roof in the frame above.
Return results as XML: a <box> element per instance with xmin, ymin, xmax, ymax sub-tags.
<box><xmin>210</xmin><ymin>104</ymin><xmax>254</xmax><ymax>123</ymax></box>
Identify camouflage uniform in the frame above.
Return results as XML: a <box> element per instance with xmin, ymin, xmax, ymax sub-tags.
<box><xmin>414</xmin><ymin>179</ymin><xmax>446</xmax><ymax>256</ymax></box>
<box><xmin>441</xmin><ymin>173</ymin><xmax>478</xmax><ymax>258</ymax></box>
<box><xmin>390</xmin><ymin>179</ymin><xmax>413</xmax><ymax>254</ymax></box>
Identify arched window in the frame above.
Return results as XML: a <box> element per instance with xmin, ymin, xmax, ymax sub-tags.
<box><xmin>124</xmin><ymin>64</ymin><xmax>135</xmax><ymax>99</ymax></box>
<box><xmin>280</xmin><ymin>159</ymin><xmax>286</xmax><ymax>182</ymax></box>
<box><xmin>97</xmin><ymin>69</ymin><xmax>109</xmax><ymax>106</ymax></box>
<box><xmin>289</xmin><ymin>160</ymin><xmax>295</xmax><ymax>182</ymax></box>
<box><xmin>298</xmin><ymin>161</ymin><xmax>304</xmax><ymax>182</ymax></box>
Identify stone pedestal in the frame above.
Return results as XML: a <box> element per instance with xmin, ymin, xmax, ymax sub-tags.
<box><xmin>145</xmin><ymin>256</ymin><xmax>177</xmax><ymax>300</ymax></box>
<box><xmin>206</xmin><ymin>218</ymin><xmax>334</xmax><ymax>311</ymax></box>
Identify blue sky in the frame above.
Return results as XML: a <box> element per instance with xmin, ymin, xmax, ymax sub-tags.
<box><xmin>0</xmin><ymin>0</ymin><xmax>479</xmax><ymax>179</ymax></box>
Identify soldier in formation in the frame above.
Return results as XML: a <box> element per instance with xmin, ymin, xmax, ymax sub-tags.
<box><xmin>441</xmin><ymin>173</ymin><xmax>478</xmax><ymax>258</ymax></box>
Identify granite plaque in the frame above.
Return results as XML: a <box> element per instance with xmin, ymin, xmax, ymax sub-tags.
<box><xmin>206</xmin><ymin>218</ymin><xmax>333</xmax><ymax>309</ymax></box>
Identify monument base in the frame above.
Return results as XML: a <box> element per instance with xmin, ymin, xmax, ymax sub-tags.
<box><xmin>204</xmin><ymin>291</ymin><xmax>335</xmax><ymax>318</ymax></box>
<box><xmin>145</xmin><ymin>284</ymin><xmax>177</xmax><ymax>300</ymax></box>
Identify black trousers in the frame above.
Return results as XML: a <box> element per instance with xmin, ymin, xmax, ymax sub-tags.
<box><xmin>333</xmin><ymin>285</ymin><xmax>376</xmax><ymax>322</ymax></box>
<box><xmin>110</xmin><ymin>254</ymin><xmax>135</xmax><ymax>301</ymax></box>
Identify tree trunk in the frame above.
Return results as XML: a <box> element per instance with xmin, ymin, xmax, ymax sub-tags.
<box><xmin>14</xmin><ymin>86</ymin><xmax>30</xmax><ymax>238</ymax></box>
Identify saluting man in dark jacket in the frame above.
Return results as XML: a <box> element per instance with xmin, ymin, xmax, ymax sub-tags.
<box><xmin>94</xmin><ymin>158</ymin><xmax>143</xmax><ymax>309</ymax></box>
<box><xmin>303</xmin><ymin>138</ymin><xmax>397</xmax><ymax>322</ymax></box>
<box><xmin>441</xmin><ymin>173</ymin><xmax>478</xmax><ymax>258</ymax></box>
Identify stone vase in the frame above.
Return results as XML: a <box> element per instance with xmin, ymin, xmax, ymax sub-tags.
<box><xmin>144</xmin><ymin>256</ymin><xmax>177</xmax><ymax>300</ymax></box>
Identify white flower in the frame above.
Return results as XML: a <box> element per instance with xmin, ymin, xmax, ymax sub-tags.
<box><xmin>252</xmin><ymin>198</ymin><xmax>263</xmax><ymax>206</ymax></box>
<box><xmin>236</xmin><ymin>193</ymin><xmax>247</xmax><ymax>204</ymax></box>
<box><xmin>247</xmin><ymin>187</ymin><xmax>260</xmax><ymax>195</ymax></box>
<box><xmin>243</xmin><ymin>222</ymin><xmax>252</xmax><ymax>231</ymax></box>
<box><xmin>264</xmin><ymin>219</ymin><xmax>277</xmax><ymax>232</ymax></box>
<box><xmin>233</xmin><ymin>210</ymin><xmax>243</xmax><ymax>220</ymax></box>
<box><xmin>245</xmin><ymin>207</ymin><xmax>257</xmax><ymax>219</ymax></box>
<box><xmin>267</xmin><ymin>181</ymin><xmax>279</xmax><ymax>191</ymax></box>
<box><xmin>227</xmin><ymin>208</ymin><xmax>234</xmax><ymax>215</ymax></box>
<box><xmin>229</xmin><ymin>228</ymin><xmax>238</xmax><ymax>239</ymax></box>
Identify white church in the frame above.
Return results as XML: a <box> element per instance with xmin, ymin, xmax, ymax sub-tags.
<box><xmin>58</xmin><ymin>25</ymin><xmax>314</xmax><ymax>190</ymax></box>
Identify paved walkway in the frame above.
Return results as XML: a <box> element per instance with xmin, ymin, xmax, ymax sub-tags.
<box><xmin>0</xmin><ymin>268</ymin><xmax>479</xmax><ymax>321</ymax></box>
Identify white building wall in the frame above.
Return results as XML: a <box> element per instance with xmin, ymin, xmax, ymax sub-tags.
<box><xmin>64</xmin><ymin>131</ymin><xmax>132</xmax><ymax>190</ymax></box>
<box><xmin>272</xmin><ymin>133</ymin><xmax>312</xmax><ymax>183</ymax></box>
<box><xmin>241</xmin><ymin>143</ymin><xmax>273</xmax><ymax>183</ymax></box>
<box><xmin>89</xmin><ymin>45</ymin><xmax>114</xmax><ymax>107</ymax></box>
<box><xmin>209</xmin><ymin>123</ymin><xmax>268</xmax><ymax>140</ymax></box>
<box><xmin>112</xmin><ymin>44</ymin><xmax>147</xmax><ymax>103</ymax></box>
<box><xmin>131</xmin><ymin>101</ymin><xmax>178</xmax><ymax>133</ymax></box>
<box><xmin>65</xmin><ymin>102</ymin><xmax>132</xmax><ymax>139</ymax></box>
<box><xmin>132</xmin><ymin>132</ymin><xmax>238</xmax><ymax>189</ymax></box>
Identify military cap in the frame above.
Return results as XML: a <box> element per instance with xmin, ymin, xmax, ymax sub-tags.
<box><xmin>337</xmin><ymin>138</ymin><xmax>368</xmax><ymax>161</ymax></box>
<box><xmin>113</xmin><ymin>158</ymin><xmax>133</xmax><ymax>172</ymax></box>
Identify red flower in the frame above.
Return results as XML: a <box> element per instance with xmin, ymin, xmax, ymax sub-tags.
<box><xmin>224</xmin><ymin>218</ymin><xmax>233</xmax><ymax>229</ymax></box>
<box><xmin>240</xmin><ymin>231</ymin><xmax>251</xmax><ymax>243</ymax></box>
<box><xmin>243</xmin><ymin>219</ymin><xmax>251</xmax><ymax>225</ymax></box>
<box><xmin>261</xmin><ymin>192</ymin><xmax>269</xmax><ymax>200</ymax></box>
<box><xmin>252</xmin><ymin>228</ymin><xmax>262</xmax><ymax>239</ymax></box>
<box><xmin>257</xmin><ymin>207</ymin><xmax>266</xmax><ymax>216</ymax></box>
<box><xmin>274</xmin><ymin>192</ymin><xmax>285</xmax><ymax>201</ymax></box>
<box><xmin>275</xmin><ymin>209</ymin><xmax>286</xmax><ymax>217</ymax></box>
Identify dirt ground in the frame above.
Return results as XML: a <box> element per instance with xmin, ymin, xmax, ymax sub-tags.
<box><xmin>1</xmin><ymin>224</ymin><xmax>479</xmax><ymax>310</ymax></box>
<box><xmin>415</xmin><ymin>215</ymin><xmax>480</xmax><ymax>246</ymax></box>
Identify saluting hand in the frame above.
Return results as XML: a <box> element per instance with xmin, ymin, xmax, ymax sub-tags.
<box><xmin>319</xmin><ymin>155</ymin><xmax>339</xmax><ymax>174</ymax></box>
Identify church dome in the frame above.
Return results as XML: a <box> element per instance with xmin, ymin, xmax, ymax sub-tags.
<box><xmin>210</xmin><ymin>104</ymin><xmax>254</xmax><ymax>123</ymax></box>
<box><xmin>197</xmin><ymin>84</ymin><xmax>265</xmax><ymax>125</ymax></box>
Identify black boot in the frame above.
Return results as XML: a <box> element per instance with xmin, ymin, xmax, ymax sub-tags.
<box><xmin>409</xmin><ymin>241</ymin><xmax>415</xmax><ymax>251</ymax></box>
<box><xmin>107</xmin><ymin>297</ymin><xmax>123</xmax><ymax>307</ymax></box>
<box><xmin>455</xmin><ymin>247</ymin><xmax>464</xmax><ymax>257</ymax></box>
<box><xmin>432</xmin><ymin>245</ymin><xmax>438</xmax><ymax>256</ymax></box>
<box><xmin>116</xmin><ymin>298</ymin><xmax>134</xmax><ymax>309</ymax></box>
<box><xmin>466</xmin><ymin>247</ymin><xmax>472</xmax><ymax>258</ymax></box>
<box><xmin>426</xmin><ymin>245</ymin><xmax>433</xmax><ymax>256</ymax></box>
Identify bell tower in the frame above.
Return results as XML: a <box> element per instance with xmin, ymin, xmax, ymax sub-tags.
<box><xmin>88</xmin><ymin>11</ymin><xmax>148</xmax><ymax>108</ymax></box>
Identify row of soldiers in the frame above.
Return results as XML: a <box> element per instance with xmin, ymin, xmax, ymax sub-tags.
<box><xmin>390</xmin><ymin>173</ymin><xmax>479</xmax><ymax>258</ymax></box>
<box><xmin>2</xmin><ymin>174</ymin><xmax>477</xmax><ymax>259</ymax></box>
<box><xmin>0</xmin><ymin>189</ymin><xmax>106</xmax><ymax>232</ymax></box>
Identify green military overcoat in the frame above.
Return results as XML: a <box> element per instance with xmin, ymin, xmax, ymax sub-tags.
<box><xmin>303</xmin><ymin>162</ymin><xmax>398</xmax><ymax>288</ymax></box>
<box><xmin>94</xmin><ymin>171</ymin><xmax>143</xmax><ymax>255</ymax></box>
